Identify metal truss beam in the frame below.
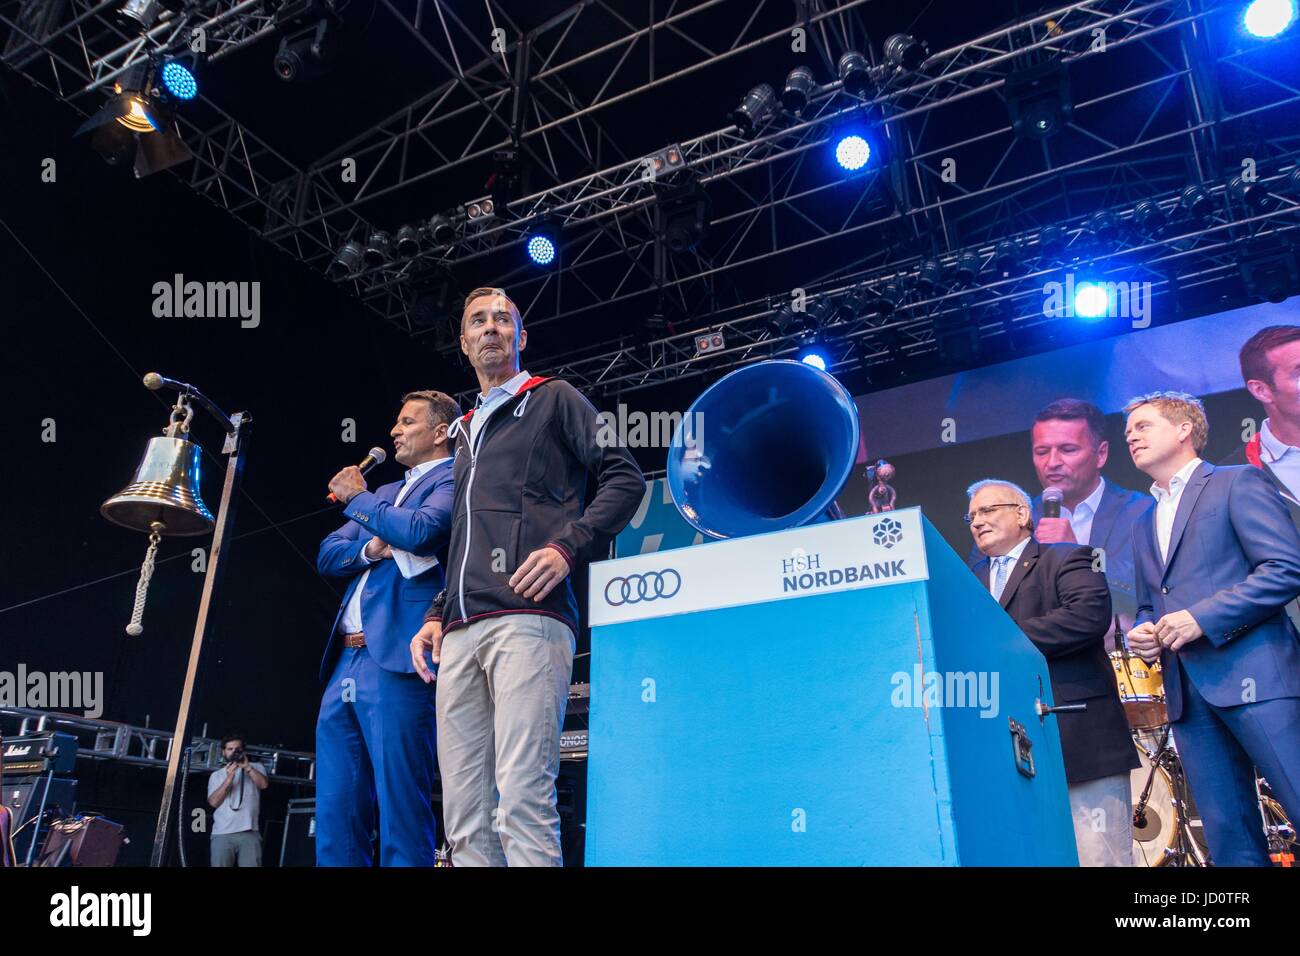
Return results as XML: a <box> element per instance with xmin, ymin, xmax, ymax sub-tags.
<box><xmin>461</xmin><ymin>163</ymin><xmax>1300</xmax><ymax>403</ymax></box>
<box><xmin>5</xmin><ymin>0</ymin><xmax>1299</xmax><ymax>380</ymax></box>
<box><xmin>1</xmin><ymin>707</ymin><xmax>316</xmax><ymax>783</ymax></box>
<box><xmin>340</xmin><ymin>0</ymin><xmax>1244</xmax><ymax>334</ymax></box>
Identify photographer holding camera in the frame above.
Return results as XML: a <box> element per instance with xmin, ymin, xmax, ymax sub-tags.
<box><xmin>207</xmin><ymin>734</ymin><xmax>269</xmax><ymax>867</ymax></box>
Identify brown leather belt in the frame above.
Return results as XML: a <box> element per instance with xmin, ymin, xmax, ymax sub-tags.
<box><xmin>341</xmin><ymin>631</ymin><xmax>366</xmax><ymax>648</ymax></box>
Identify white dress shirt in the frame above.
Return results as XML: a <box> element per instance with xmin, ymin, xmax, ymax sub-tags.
<box><xmin>1259</xmin><ymin>418</ymin><xmax>1300</xmax><ymax>502</ymax></box>
<box><xmin>1150</xmin><ymin>457</ymin><xmax>1203</xmax><ymax>563</ymax></box>
<box><xmin>469</xmin><ymin>370</ymin><xmax>532</xmax><ymax>448</ymax></box>
<box><xmin>338</xmin><ymin>456</ymin><xmax>451</xmax><ymax>634</ymax></box>
<box><xmin>1060</xmin><ymin>477</ymin><xmax>1106</xmax><ymax>545</ymax></box>
<box><xmin>989</xmin><ymin>535</ymin><xmax>1032</xmax><ymax>600</ymax></box>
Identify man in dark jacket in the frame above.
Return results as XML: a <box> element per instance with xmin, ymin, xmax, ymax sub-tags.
<box><xmin>968</xmin><ymin>478</ymin><xmax>1140</xmax><ymax>866</ymax></box>
<box><xmin>410</xmin><ymin>286</ymin><xmax>645</xmax><ymax>866</ymax></box>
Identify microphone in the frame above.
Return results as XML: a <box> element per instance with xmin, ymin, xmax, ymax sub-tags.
<box><xmin>143</xmin><ymin>372</ymin><xmax>183</xmax><ymax>391</ymax></box>
<box><xmin>327</xmin><ymin>446</ymin><xmax>387</xmax><ymax>503</ymax></box>
<box><xmin>1041</xmin><ymin>486</ymin><xmax>1063</xmax><ymax>519</ymax></box>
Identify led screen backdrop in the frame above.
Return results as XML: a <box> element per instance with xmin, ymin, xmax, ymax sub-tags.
<box><xmin>617</xmin><ymin>301</ymin><xmax>1300</xmax><ymax>602</ymax></box>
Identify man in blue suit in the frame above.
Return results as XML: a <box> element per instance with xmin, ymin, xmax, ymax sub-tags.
<box><xmin>1027</xmin><ymin>398</ymin><xmax>1152</xmax><ymax>629</ymax></box>
<box><xmin>1124</xmin><ymin>391</ymin><xmax>1300</xmax><ymax>865</ymax></box>
<box><xmin>316</xmin><ymin>389</ymin><xmax>459</xmax><ymax>866</ymax></box>
<box><xmin>968</xmin><ymin>398</ymin><xmax>1150</xmax><ymax>629</ymax></box>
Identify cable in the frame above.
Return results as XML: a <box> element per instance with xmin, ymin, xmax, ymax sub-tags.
<box><xmin>0</xmin><ymin>212</ymin><xmax>345</xmax><ymax>604</ymax></box>
<box><xmin>177</xmin><ymin>745</ymin><xmax>191</xmax><ymax>867</ymax></box>
<box><xmin>0</xmin><ymin>504</ymin><xmax>342</xmax><ymax>616</ymax></box>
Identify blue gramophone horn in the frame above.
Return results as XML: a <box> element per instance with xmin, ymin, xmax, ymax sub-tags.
<box><xmin>666</xmin><ymin>359</ymin><xmax>860</xmax><ymax>539</ymax></box>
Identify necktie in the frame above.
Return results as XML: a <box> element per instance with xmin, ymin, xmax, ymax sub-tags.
<box><xmin>991</xmin><ymin>555</ymin><xmax>1011</xmax><ymax>602</ymax></box>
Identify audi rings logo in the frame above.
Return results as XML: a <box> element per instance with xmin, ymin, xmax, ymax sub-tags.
<box><xmin>604</xmin><ymin>569</ymin><xmax>682</xmax><ymax>606</ymax></box>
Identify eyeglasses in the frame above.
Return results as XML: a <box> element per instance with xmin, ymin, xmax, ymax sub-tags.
<box><xmin>962</xmin><ymin>503</ymin><xmax>1023</xmax><ymax>524</ymax></box>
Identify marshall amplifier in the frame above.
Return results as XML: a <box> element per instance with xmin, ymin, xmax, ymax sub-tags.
<box><xmin>2</xmin><ymin>733</ymin><xmax>78</xmax><ymax>776</ymax></box>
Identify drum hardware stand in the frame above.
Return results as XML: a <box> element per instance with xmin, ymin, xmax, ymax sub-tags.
<box><xmin>1132</xmin><ymin>727</ymin><xmax>1205</xmax><ymax>866</ymax></box>
<box><xmin>1257</xmin><ymin>775</ymin><xmax>1297</xmax><ymax>865</ymax></box>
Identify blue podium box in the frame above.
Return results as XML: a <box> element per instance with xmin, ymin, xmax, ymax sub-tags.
<box><xmin>585</xmin><ymin>508</ymin><xmax>1079</xmax><ymax>866</ymax></box>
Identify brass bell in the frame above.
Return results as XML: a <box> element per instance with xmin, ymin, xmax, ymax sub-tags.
<box><xmin>101</xmin><ymin>436</ymin><xmax>214</xmax><ymax>536</ymax></box>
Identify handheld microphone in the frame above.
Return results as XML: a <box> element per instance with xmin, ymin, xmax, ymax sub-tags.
<box><xmin>327</xmin><ymin>446</ymin><xmax>387</xmax><ymax>503</ymax></box>
<box><xmin>1041</xmin><ymin>486</ymin><xmax>1063</xmax><ymax>519</ymax></box>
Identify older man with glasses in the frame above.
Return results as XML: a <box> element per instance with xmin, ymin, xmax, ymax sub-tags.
<box><xmin>966</xmin><ymin>478</ymin><xmax>1140</xmax><ymax>866</ymax></box>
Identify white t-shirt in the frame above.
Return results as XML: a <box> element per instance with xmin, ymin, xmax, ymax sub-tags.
<box><xmin>207</xmin><ymin>763</ymin><xmax>267</xmax><ymax>836</ymax></box>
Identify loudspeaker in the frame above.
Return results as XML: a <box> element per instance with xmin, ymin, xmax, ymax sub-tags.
<box><xmin>2</xmin><ymin>775</ymin><xmax>77</xmax><ymax>865</ymax></box>
<box><xmin>279</xmin><ymin>798</ymin><xmax>316</xmax><ymax>867</ymax></box>
<box><xmin>36</xmin><ymin>815</ymin><xmax>126</xmax><ymax>867</ymax></box>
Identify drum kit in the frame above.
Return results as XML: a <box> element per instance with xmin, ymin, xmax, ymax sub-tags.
<box><xmin>1109</xmin><ymin>636</ymin><xmax>1297</xmax><ymax>866</ymax></box>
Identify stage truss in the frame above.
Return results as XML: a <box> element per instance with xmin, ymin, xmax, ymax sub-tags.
<box><xmin>3</xmin><ymin>0</ymin><xmax>1299</xmax><ymax>397</ymax></box>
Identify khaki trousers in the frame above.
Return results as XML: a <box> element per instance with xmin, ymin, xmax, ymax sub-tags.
<box><xmin>436</xmin><ymin>613</ymin><xmax>575</xmax><ymax>866</ymax></box>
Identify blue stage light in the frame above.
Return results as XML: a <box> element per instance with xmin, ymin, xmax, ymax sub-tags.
<box><xmin>1073</xmin><ymin>281</ymin><xmax>1111</xmax><ymax>320</ymax></box>
<box><xmin>526</xmin><ymin>233</ymin><xmax>556</xmax><ymax>266</ymax></box>
<box><xmin>834</xmin><ymin>134</ymin><xmax>871</xmax><ymax>172</ymax></box>
<box><xmin>160</xmin><ymin>61</ymin><xmax>198</xmax><ymax>101</ymax></box>
<box><xmin>800</xmin><ymin>350</ymin><xmax>828</xmax><ymax>371</ymax></box>
<box><xmin>1244</xmin><ymin>0</ymin><xmax>1296</xmax><ymax>37</ymax></box>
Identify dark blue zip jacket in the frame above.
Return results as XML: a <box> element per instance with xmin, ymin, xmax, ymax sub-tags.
<box><xmin>425</xmin><ymin>376</ymin><xmax>645</xmax><ymax>635</ymax></box>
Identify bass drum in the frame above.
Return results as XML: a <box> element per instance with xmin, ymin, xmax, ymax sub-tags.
<box><xmin>1130</xmin><ymin>740</ymin><xmax>1178</xmax><ymax>867</ymax></box>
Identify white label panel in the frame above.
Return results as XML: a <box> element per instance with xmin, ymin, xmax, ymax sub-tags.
<box><xmin>589</xmin><ymin>508</ymin><xmax>930</xmax><ymax>626</ymax></box>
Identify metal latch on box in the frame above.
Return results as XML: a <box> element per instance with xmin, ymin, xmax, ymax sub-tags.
<box><xmin>1009</xmin><ymin>717</ymin><xmax>1035</xmax><ymax>778</ymax></box>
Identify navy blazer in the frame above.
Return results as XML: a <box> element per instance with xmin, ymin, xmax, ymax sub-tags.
<box><xmin>974</xmin><ymin>539</ymin><xmax>1138</xmax><ymax>784</ymax></box>
<box><xmin>316</xmin><ymin>459</ymin><xmax>455</xmax><ymax>681</ymax></box>
<box><xmin>1134</xmin><ymin>461</ymin><xmax>1300</xmax><ymax>721</ymax></box>
<box><xmin>1043</xmin><ymin>481</ymin><xmax>1152</xmax><ymax>622</ymax></box>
